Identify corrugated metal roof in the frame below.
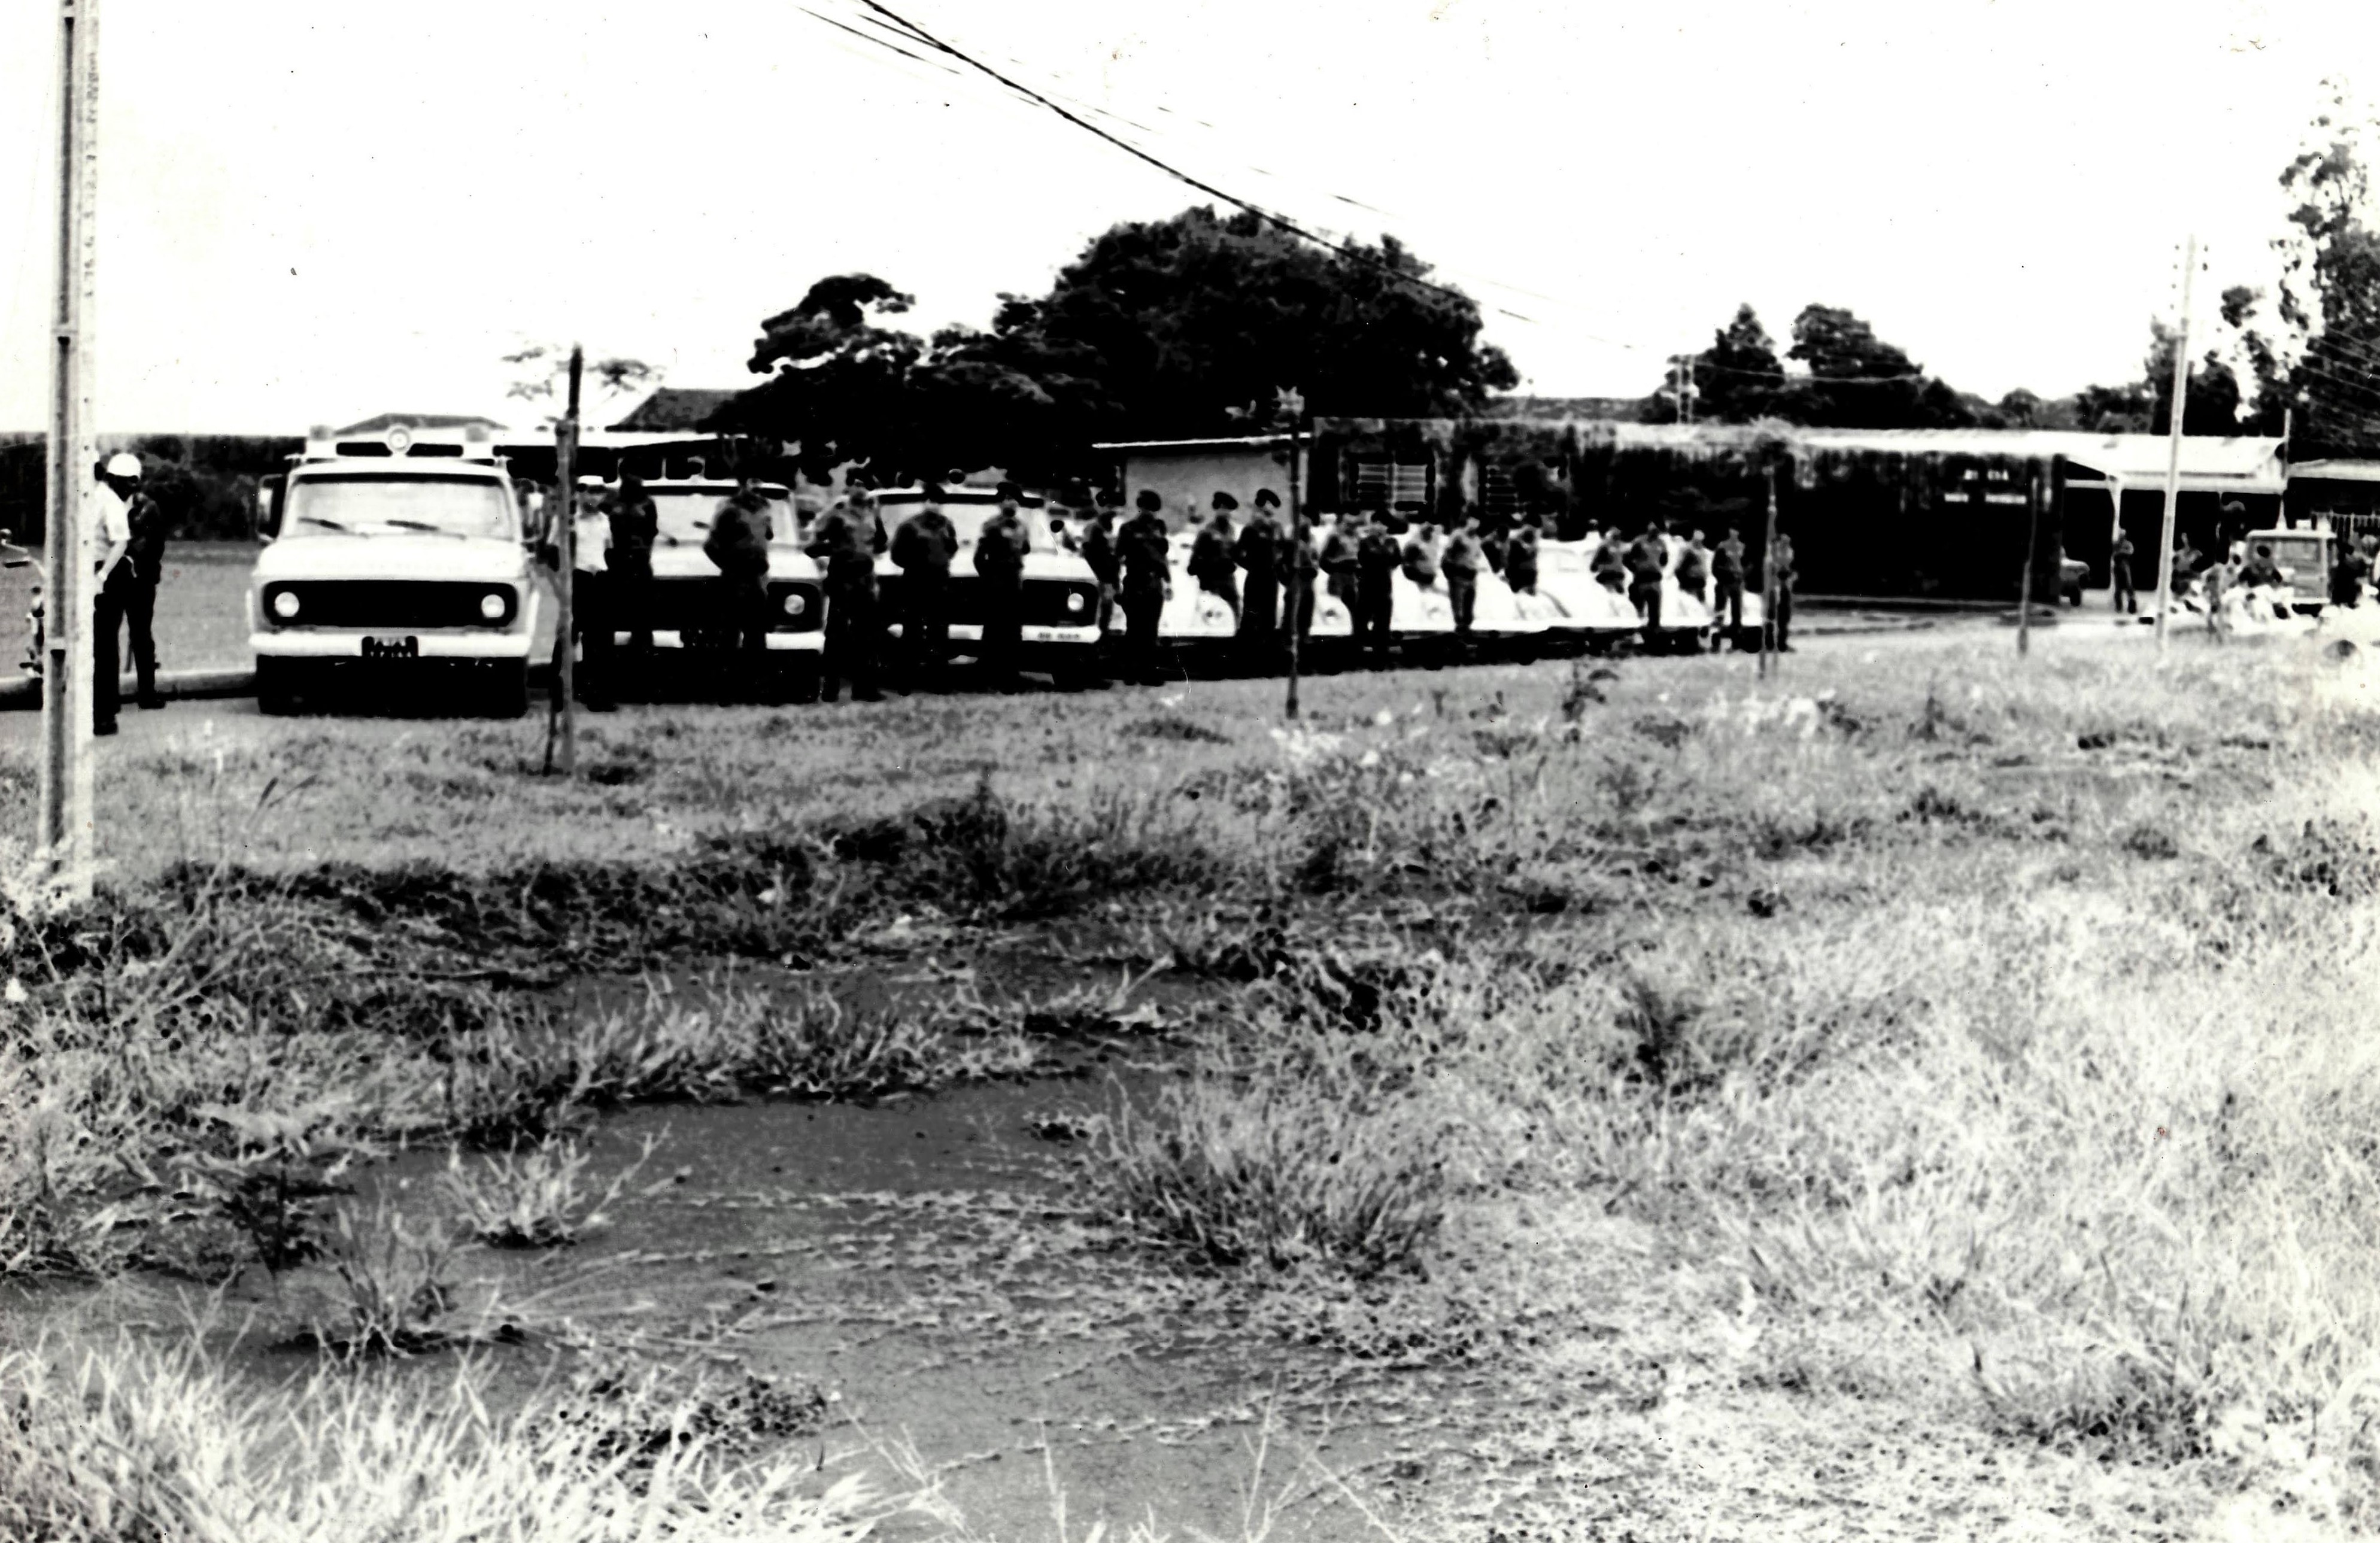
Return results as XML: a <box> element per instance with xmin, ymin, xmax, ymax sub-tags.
<box><xmin>1092</xmin><ymin>435</ymin><xmax>1295</xmax><ymax>452</ymax></box>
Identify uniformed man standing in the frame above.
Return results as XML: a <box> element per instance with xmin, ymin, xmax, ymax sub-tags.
<box><xmin>1442</xmin><ymin>515</ymin><xmax>1486</xmax><ymax>642</ymax></box>
<box><xmin>1264</xmin><ymin>490</ymin><xmax>1318</xmax><ymax>645</ymax></box>
<box><xmin>1675</xmin><ymin>529</ymin><xmax>1712</xmax><ymax>609</ymax></box>
<box><xmin>1318</xmin><ymin>515</ymin><xmax>1360</xmax><ymax>609</ymax></box>
<box><xmin>584</xmin><ymin>470</ymin><xmax>658</xmax><ymax>710</ymax></box>
<box><xmin>1625</xmin><ymin>523</ymin><xmax>1668</xmax><ymax>634</ymax></box>
<box><xmin>1768</xmin><ymin>531</ymin><xmax>1799</xmax><ymax>652</ymax></box>
<box><xmin>1504</xmin><ymin>515</ymin><xmax>1541</xmax><ymax>598</ymax></box>
<box><xmin>2330</xmin><ymin>536</ymin><xmax>2369</xmax><ymax>610</ymax></box>
<box><xmin>808</xmin><ymin>488</ymin><xmax>887</xmax><ymax>703</ymax></box>
<box><xmin>1230</xmin><ymin>491</ymin><xmax>1280</xmax><ymax>661</ymax></box>
<box><xmin>1187</xmin><ymin>495</ymin><xmax>1239</xmax><ymax>622</ymax></box>
<box><xmin>702</xmin><ymin>475</ymin><xmax>776</xmax><ymax>700</ymax></box>
<box><xmin>1590</xmin><ymin>526</ymin><xmax>1629</xmax><ymax>594</ymax></box>
<box><xmin>1116</xmin><ymin>491</ymin><xmax>1173</xmax><ymax>685</ymax></box>
<box><xmin>90</xmin><ymin>452</ymin><xmax>145</xmax><ymax>734</ymax></box>
<box><xmin>1078</xmin><ymin>493</ymin><xmax>1120</xmax><ymax>642</ymax></box>
<box><xmin>890</xmin><ymin>485</ymin><xmax>960</xmax><ymax>684</ymax></box>
<box><xmin>974</xmin><ymin>482</ymin><xmax>1033</xmax><ymax>688</ymax></box>
<box><xmin>2111</xmin><ymin>531</ymin><xmax>2138</xmax><ymax>614</ymax></box>
<box><xmin>1355</xmin><ymin>510</ymin><xmax>1402</xmax><ymax>662</ymax></box>
<box><xmin>118</xmin><ymin>460</ymin><xmax>170</xmax><ymax>711</ymax></box>
<box><xmin>1713</xmin><ymin>526</ymin><xmax>1747</xmax><ymax>636</ymax></box>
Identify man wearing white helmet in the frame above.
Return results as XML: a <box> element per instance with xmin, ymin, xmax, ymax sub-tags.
<box><xmin>91</xmin><ymin>452</ymin><xmax>152</xmax><ymax>734</ymax></box>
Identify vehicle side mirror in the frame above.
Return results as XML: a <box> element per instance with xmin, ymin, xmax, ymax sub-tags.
<box><xmin>257</xmin><ymin>474</ymin><xmax>285</xmax><ymax>542</ymax></box>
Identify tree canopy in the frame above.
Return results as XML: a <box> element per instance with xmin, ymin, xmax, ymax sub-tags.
<box><xmin>714</xmin><ymin>206</ymin><xmax>1516</xmax><ymax>484</ymax></box>
<box><xmin>1666</xmin><ymin>302</ymin><xmax>1974</xmax><ymax>429</ymax></box>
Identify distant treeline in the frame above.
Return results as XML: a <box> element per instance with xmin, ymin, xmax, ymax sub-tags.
<box><xmin>0</xmin><ymin>435</ymin><xmax>299</xmax><ymax>545</ymax></box>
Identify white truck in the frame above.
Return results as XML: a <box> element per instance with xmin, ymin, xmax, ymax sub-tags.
<box><xmin>251</xmin><ymin>423</ymin><xmax>559</xmax><ymax>715</ymax></box>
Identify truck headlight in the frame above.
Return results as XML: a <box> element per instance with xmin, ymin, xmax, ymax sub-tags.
<box><xmin>480</xmin><ymin>590</ymin><xmax>509</xmax><ymax>621</ymax></box>
<box><xmin>271</xmin><ymin>590</ymin><xmax>300</xmax><ymax>619</ymax></box>
<box><xmin>782</xmin><ymin>590</ymin><xmax>806</xmax><ymax>616</ymax></box>
<box><xmin>1065</xmin><ymin>590</ymin><xmax>1087</xmax><ymax>613</ymax></box>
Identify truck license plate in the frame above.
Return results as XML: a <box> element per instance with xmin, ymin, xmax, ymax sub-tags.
<box><xmin>362</xmin><ymin>636</ymin><xmax>419</xmax><ymax>659</ymax></box>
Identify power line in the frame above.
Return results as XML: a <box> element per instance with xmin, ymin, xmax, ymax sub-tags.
<box><xmin>2308</xmin><ymin>331</ymin><xmax>2380</xmax><ymax>378</ymax></box>
<box><xmin>2291</xmin><ymin>357</ymin><xmax>2380</xmax><ymax>412</ymax></box>
<box><xmin>829</xmin><ymin>0</ymin><xmax>1547</xmax><ymax>327</ymax></box>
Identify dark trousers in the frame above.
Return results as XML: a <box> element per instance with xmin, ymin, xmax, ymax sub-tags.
<box><xmin>583</xmin><ymin>556</ymin><xmax>651</xmax><ymax>702</ymax></box>
<box><xmin>1238</xmin><ymin>575</ymin><xmax>1278</xmax><ymax>663</ymax></box>
<box><xmin>1122</xmin><ymin>580</ymin><xmax>1165</xmax><ymax>681</ymax></box>
<box><xmin>1355</xmin><ymin>579</ymin><xmax>1395</xmax><ymax>657</ymax></box>
<box><xmin>608</xmin><ymin>555</ymin><xmax>653</xmax><ymax>651</ymax></box>
<box><xmin>1773</xmin><ymin>588</ymin><xmax>1795</xmax><ymax>650</ymax></box>
<box><xmin>1631</xmin><ymin>582</ymin><xmax>1663</xmax><ymax>632</ymax></box>
<box><xmin>978</xmin><ymin>573</ymin><xmax>1023</xmax><ymax>680</ymax></box>
<box><xmin>93</xmin><ymin>565</ymin><xmax>136</xmax><ymax>728</ymax></box>
<box><xmin>903</xmin><ymin>571</ymin><xmax>949</xmax><ymax>678</ymax></box>
<box><xmin>1200</xmin><ymin>574</ymin><xmax>1240</xmax><ymax>624</ymax></box>
<box><xmin>822</xmin><ymin>584</ymin><xmax>878</xmax><ymax>700</ymax></box>
<box><xmin>1447</xmin><ymin>574</ymin><xmax>1478</xmax><ymax>636</ymax></box>
<box><xmin>123</xmin><ymin>572</ymin><xmax>159</xmax><ymax>702</ymax></box>
<box><xmin>717</xmin><ymin>568</ymin><xmax>772</xmax><ymax>698</ymax></box>
<box><xmin>2114</xmin><ymin>564</ymin><xmax>2137</xmax><ymax>613</ymax></box>
<box><xmin>1716</xmin><ymin>578</ymin><xmax>1744</xmax><ymax>633</ymax></box>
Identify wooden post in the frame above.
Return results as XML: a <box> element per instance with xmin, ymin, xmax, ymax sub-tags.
<box><xmin>1281</xmin><ymin>390</ymin><xmax>1306</xmax><ymax>720</ymax></box>
<box><xmin>1758</xmin><ymin>464</ymin><xmax>1779</xmax><ymax>680</ymax></box>
<box><xmin>2153</xmin><ymin>234</ymin><xmax>2195</xmax><ymax>655</ymax></box>
<box><xmin>39</xmin><ymin>0</ymin><xmax>100</xmax><ymax>894</ymax></box>
<box><xmin>2016</xmin><ymin>458</ymin><xmax>2039</xmax><ymax>657</ymax></box>
<box><xmin>547</xmin><ymin>346</ymin><xmax>582</xmax><ymax>777</ymax></box>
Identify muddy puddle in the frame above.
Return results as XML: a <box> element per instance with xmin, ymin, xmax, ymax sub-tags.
<box><xmin>8</xmin><ymin>952</ymin><xmax>1476</xmax><ymax>1541</ymax></box>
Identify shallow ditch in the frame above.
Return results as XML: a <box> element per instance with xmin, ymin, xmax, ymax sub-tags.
<box><xmin>5</xmin><ymin>946</ymin><xmax>1464</xmax><ymax>1541</ymax></box>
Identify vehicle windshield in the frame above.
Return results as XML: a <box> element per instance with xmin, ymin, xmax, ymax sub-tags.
<box><xmin>285</xmin><ymin>473</ymin><xmax>514</xmax><ymax>539</ymax></box>
<box><xmin>879</xmin><ymin>498</ymin><xmax>1058</xmax><ymax>554</ymax></box>
<box><xmin>642</xmin><ymin>488</ymin><xmax>793</xmax><ymax>546</ymax></box>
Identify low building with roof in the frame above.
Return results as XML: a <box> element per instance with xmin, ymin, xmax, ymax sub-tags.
<box><xmin>1089</xmin><ymin>434</ymin><xmax>1311</xmax><ymax>531</ymax></box>
<box><xmin>1095</xmin><ymin>417</ymin><xmax>2288</xmax><ymax>602</ymax></box>
<box><xmin>607</xmin><ymin>388</ymin><xmax>744</xmax><ymax>433</ymax></box>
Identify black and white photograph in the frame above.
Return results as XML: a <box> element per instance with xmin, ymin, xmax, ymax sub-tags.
<box><xmin>4</xmin><ymin>1</ymin><xmax>2380</xmax><ymax>1537</ymax></box>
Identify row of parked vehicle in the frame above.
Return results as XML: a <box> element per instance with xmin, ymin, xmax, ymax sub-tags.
<box><xmin>247</xmin><ymin>424</ymin><xmax>1768</xmax><ymax>715</ymax></box>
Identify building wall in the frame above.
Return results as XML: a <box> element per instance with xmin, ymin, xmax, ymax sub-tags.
<box><xmin>1117</xmin><ymin>444</ymin><xmax>1307</xmax><ymax>532</ymax></box>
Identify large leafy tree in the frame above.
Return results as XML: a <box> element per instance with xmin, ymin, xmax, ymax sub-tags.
<box><xmin>2260</xmin><ymin>81</ymin><xmax>2380</xmax><ymax>451</ymax></box>
<box><xmin>718</xmin><ymin>206</ymin><xmax>1517</xmax><ymax>481</ymax></box>
<box><xmin>1688</xmin><ymin>304</ymin><xmax>1786</xmax><ymax>423</ymax></box>
<box><xmin>1780</xmin><ymin>304</ymin><xmax>1972</xmax><ymax>429</ymax></box>
<box><xmin>1666</xmin><ymin>302</ymin><xmax>1973</xmax><ymax>428</ymax></box>
<box><xmin>712</xmin><ymin>275</ymin><xmax>1063</xmax><ymax>484</ymax></box>
<box><xmin>950</xmin><ymin>206</ymin><xmax>1517</xmax><ymax>439</ymax></box>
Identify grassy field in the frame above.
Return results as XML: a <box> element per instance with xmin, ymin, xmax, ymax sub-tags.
<box><xmin>0</xmin><ymin>539</ymin><xmax>259</xmax><ymax>676</ymax></box>
<box><xmin>4</xmin><ymin>623</ymin><xmax>2378</xmax><ymax>1539</ymax></box>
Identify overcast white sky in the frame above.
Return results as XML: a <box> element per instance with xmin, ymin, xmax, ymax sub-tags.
<box><xmin>0</xmin><ymin>0</ymin><xmax>2372</xmax><ymax>433</ymax></box>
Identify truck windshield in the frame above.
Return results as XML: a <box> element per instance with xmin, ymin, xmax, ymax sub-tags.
<box><xmin>645</xmin><ymin>490</ymin><xmax>791</xmax><ymax>546</ymax></box>
<box><xmin>286</xmin><ymin>474</ymin><xmax>513</xmax><ymax>538</ymax></box>
<box><xmin>881</xmin><ymin>500</ymin><xmax>1057</xmax><ymax>554</ymax></box>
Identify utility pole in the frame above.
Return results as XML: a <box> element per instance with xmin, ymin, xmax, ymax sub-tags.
<box><xmin>40</xmin><ymin>0</ymin><xmax>101</xmax><ymax>895</ymax></box>
<box><xmin>1759</xmin><ymin>464</ymin><xmax>1779</xmax><ymax>681</ymax></box>
<box><xmin>1280</xmin><ymin>387</ymin><xmax>1306</xmax><ymax>720</ymax></box>
<box><xmin>2153</xmin><ymin>234</ymin><xmax>2196</xmax><ymax>655</ymax></box>
<box><xmin>544</xmin><ymin>345</ymin><xmax>582</xmax><ymax>777</ymax></box>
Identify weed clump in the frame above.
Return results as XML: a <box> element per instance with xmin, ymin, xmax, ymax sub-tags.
<box><xmin>1089</xmin><ymin>1061</ymin><xmax>1449</xmax><ymax>1278</ymax></box>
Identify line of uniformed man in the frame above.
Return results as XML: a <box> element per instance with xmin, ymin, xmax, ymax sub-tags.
<box><xmin>579</xmin><ymin>472</ymin><xmax>1801</xmax><ymax>705</ymax></box>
